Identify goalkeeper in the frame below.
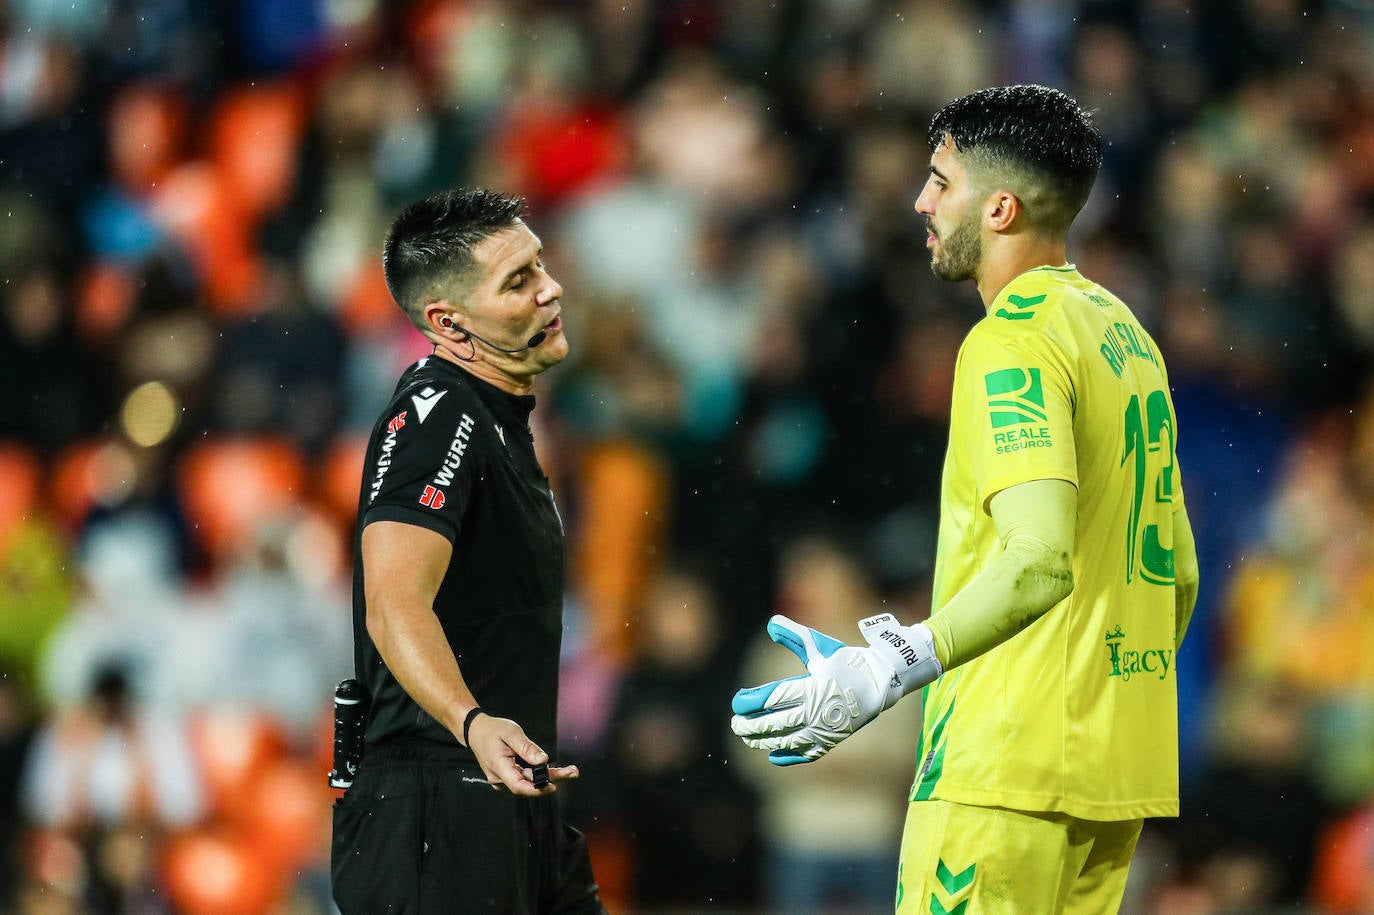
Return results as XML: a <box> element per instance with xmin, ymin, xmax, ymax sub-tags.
<box><xmin>731</xmin><ymin>85</ymin><xmax>1200</xmax><ymax>915</ymax></box>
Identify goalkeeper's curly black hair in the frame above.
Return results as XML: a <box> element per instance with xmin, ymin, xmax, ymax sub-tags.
<box><xmin>929</xmin><ymin>85</ymin><xmax>1103</xmax><ymax>234</ymax></box>
<box><xmin>383</xmin><ymin>188</ymin><xmax>526</xmax><ymax>330</ymax></box>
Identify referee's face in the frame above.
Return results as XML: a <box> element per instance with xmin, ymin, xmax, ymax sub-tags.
<box><xmin>466</xmin><ymin>221</ymin><xmax>568</xmax><ymax>372</ymax></box>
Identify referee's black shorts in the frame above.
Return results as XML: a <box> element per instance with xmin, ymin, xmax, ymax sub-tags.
<box><xmin>331</xmin><ymin>743</ymin><xmax>605</xmax><ymax>914</ymax></box>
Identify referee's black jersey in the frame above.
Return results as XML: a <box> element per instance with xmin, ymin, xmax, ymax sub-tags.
<box><xmin>351</xmin><ymin>356</ymin><xmax>565</xmax><ymax>763</ymax></box>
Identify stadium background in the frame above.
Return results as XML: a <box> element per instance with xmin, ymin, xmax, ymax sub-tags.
<box><xmin>1</xmin><ymin>0</ymin><xmax>1372</xmax><ymax>911</ymax></box>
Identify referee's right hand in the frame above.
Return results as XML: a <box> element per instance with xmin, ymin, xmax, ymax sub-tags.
<box><xmin>466</xmin><ymin>713</ymin><xmax>578</xmax><ymax>796</ymax></box>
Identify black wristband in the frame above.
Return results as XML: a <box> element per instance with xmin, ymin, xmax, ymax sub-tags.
<box><xmin>462</xmin><ymin>707</ymin><xmax>487</xmax><ymax>748</ymax></box>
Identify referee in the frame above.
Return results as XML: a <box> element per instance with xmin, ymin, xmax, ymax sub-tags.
<box><xmin>331</xmin><ymin>189</ymin><xmax>605</xmax><ymax>914</ymax></box>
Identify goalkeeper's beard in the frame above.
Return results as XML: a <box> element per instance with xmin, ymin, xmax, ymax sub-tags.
<box><xmin>930</xmin><ymin>209</ymin><xmax>982</xmax><ymax>282</ymax></box>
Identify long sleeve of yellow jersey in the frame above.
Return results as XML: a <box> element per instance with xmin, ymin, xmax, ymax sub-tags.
<box><xmin>924</xmin><ymin>478</ymin><xmax>1077</xmax><ymax>670</ymax></box>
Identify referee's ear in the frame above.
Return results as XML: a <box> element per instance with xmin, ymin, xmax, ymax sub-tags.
<box><xmin>424</xmin><ymin>300</ymin><xmax>473</xmax><ymax>347</ymax></box>
<box><xmin>423</xmin><ymin>301</ymin><xmax>452</xmax><ymax>336</ymax></box>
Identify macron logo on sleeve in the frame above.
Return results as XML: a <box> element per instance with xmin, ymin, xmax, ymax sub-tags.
<box><xmin>411</xmin><ymin>387</ymin><xmax>446</xmax><ymax>423</ymax></box>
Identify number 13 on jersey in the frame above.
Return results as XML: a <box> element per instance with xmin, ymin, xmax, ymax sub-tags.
<box><xmin>1122</xmin><ymin>390</ymin><xmax>1176</xmax><ymax>586</ymax></box>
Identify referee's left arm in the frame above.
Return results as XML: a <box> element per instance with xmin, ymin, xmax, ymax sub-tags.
<box><xmin>362</xmin><ymin>520</ymin><xmax>568</xmax><ymax>796</ymax></box>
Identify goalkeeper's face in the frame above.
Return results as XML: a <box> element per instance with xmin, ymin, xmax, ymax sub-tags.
<box><xmin>915</xmin><ymin>137</ymin><xmax>984</xmax><ymax>283</ymax></box>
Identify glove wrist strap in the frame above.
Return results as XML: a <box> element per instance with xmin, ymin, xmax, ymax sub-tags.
<box><xmin>858</xmin><ymin>614</ymin><xmax>943</xmax><ymax>696</ymax></box>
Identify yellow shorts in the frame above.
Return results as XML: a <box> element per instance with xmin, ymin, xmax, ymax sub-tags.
<box><xmin>896</xmin><ymin>800</ymin><xmax>1143</xmax><ymax>914</ymax></box>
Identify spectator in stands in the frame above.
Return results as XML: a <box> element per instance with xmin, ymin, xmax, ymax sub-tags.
<box><xmin>20</xmin><ymin>663</ymin><xmax>203</xmax><ymax>832</ymax></box>
<box><xmin>607</xmin><ymin>563</ymin><xmax>758</xmax><ymax>909</ymax></box>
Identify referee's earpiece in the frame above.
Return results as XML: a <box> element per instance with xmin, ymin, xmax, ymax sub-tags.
<box><xmin>437</xmin><ymin>312</ymin><xmax>545</xmax><ymax>354</ymax></box>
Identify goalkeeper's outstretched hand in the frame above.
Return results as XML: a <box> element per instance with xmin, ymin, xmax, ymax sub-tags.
<box><xmin>730</xmin><ymin>613</ymin><xmax>942</xmax><ymax>766</ymax></box>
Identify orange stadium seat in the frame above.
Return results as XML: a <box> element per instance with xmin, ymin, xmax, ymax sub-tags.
<box><xmin>340</xmin><ymin>262</ymin><xmax>411</xmax><ymax>337</ymax></box>
<box><xmin>176</xmin><ymin>438</ymin><xmax>306</xmax><ymax>563</ymax></box>
<box><xmin>584</xmin><ymin>826</ymin><xmax>632</xmax><ymax>914</ymax></box>
<box><xmin>76</xmin><ymin>261</ymin><xmax>138</xmax><ymax>342</ymax></box>
<box><xmin>572</xmin><ymin>439</ymin><xmax>669</xmax><ymax>664</ymax></box>
<box><xmin>47</xmin><ymin>438</ymin><xmax>139</xmax><ymax>535</ymax></box>
<box><xmin>209</xmin><ymin>83</ymin><xmax>306</xmax><ymax>222</ymax></box>
<box><xmin>152</xmin><ymin>162</ymin><xmax>260</xmax><ymax>315</ymax></box>
<box><xmin>188</xmin><ymin>707</ymin><xmax>290</xmax><ymax>823</ymax></box>
<box><xmin>242</xmin><ymin>757</ymin><xmax>332</xmax><ymax>871</ymax></box>
<box><xmin>163</xmin><ymin>828</ymin><xmax>283</xmax><ymax>915</ymax></box>
<box><xmin>107</xmin><ymin>83</ymin><xmax>187</xmax><ymax>195</ymax></box>
<box><xmin>318</xmin><ymin>433</ymin><xmax>368</xmax><ymax>529</ymax></box>
<box><xmin>0</xmin><ymin>441</ymin><xmax>40</xmax><ymax>553</ymax></box>
<box><xmin>1311</xmin><ymin>805</ymin><xmax>1374</xmax><ymax>913</ymax></box>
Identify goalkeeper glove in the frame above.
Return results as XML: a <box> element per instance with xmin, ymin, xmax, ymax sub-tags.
<box><xmin>730</xmin><ymin>613</ymin><xmax>942</xmax><ymax>765</ymax></box>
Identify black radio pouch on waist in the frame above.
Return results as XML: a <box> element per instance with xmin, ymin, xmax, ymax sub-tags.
<box><xmin>329</xmin><ymin>678</ymin><xmax>371</xmax><ymax>789</ymax></box>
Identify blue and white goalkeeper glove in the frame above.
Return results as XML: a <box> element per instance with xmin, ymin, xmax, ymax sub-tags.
<box><xmin>730</xmin><ymin>613</ymin><xmax>942</xmax><ymax>765</ymax></box>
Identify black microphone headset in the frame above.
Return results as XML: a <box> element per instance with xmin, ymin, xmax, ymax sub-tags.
<box><xmin>440</xmin><ymin>316</ymin><xmax>546</xmax><ymax>354</ymax></box>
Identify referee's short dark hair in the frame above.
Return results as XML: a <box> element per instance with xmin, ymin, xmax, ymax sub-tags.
<box><xmin>383</xmin><ymin>189</ymin><xmax>526</xmax><ymax>329</ymax></box>
<box><xmin>929</xmin><ymin>85</ymin><xmax>1102</xmax><ymax>233</ymax></box>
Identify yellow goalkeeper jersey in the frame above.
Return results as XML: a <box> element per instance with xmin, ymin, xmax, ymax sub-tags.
<box><xmin>913</xmin><ymin>265</ymin><xmax>1185</xmax><ymax>821</ymax></box>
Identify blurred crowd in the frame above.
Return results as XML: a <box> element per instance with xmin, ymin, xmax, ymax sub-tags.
<box><xmin>2</xmin><ymin>0</ymin><xmax>1374</xmax><ymax>912</ymax></box>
